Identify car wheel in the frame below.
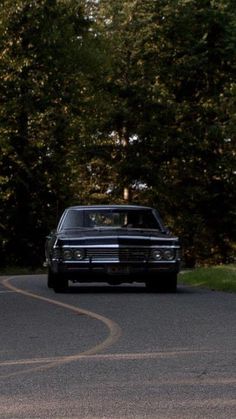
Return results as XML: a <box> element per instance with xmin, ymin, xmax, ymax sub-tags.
<box><xmin>47</xmin><ymin>269</ymin><xmax>68</xmax><ymax>292</ymax></box>
<box><xmin>47</xmin><ymin>268</ymin><xmax>55</xmax><ymax>288</ymax></box>
<box><xmin>146</xmin><ymin>274</ymin><xmax>177</xmax><ymax>293</ymax></box>
<box><xmin>53</xmin><ymin>276</ymin><xmax>69</xmax><ymax>293</ymax></box>
<box><xmin>165</xmin><ymin>273</ymin><xmax>177</xmax><ymax>293</ymax></box>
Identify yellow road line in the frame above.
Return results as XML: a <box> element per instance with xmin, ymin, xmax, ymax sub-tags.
<box><xmin>0</xmin><ymin>276</ymin><xmax>122</xmax><ymax>378</ymax></box>
<box><xmin>1</xmin><ymin>348</ymin><xmax>236</xmax><ymax>367</ymax></box>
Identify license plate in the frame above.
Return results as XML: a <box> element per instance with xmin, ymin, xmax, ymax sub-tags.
<box><xmin>107</xmin><ymin>266</ymin><xmax>130</xmax><ymax>275</ymax></box>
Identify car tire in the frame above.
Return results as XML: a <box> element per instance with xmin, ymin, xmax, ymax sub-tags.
<box><xmin>165</xmin><ymin>273</ymin><xmax>177</xmax><ymax>293</ymax></box>
<box><xmin>47</xmin><ymin>269</ymin><xmax>68</xmax><ymax>293</ymax></box>
<box><xmin>53</xmin><ymin>276</ymin><xmax>69</xmax><ymax>293</ymax></box>
<box><xmin>47</xmin><ymin>268</ymin><xmax>55</xmax><ymax>288</ymax></box>
<box><xmin>146</xmin><ymin>274</ymin><xmax>177</xmax><ymax>293</ymax></box>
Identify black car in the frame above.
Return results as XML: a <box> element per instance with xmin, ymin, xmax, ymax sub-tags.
<box><xmin>45</xmin><ymin>205</ymin><xmax>181</xmax><ymax>292</ymax></box>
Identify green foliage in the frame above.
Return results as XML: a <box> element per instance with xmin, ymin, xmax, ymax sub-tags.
<box><xmin>180</xmin><ymin>264</ymin><xmax>236</xmax><ymax>293</ymax></box>
<box><xmin>93</xmin><ymin>0</ymin><xmax>236</xmax><ymax>266</ymax></box>
<box><xmin>0</xmin><ymin>0</ymin><xmax>93</xmax><ymax>265</ymax></box>
<box><xmin>0</xmin><ymin>0</ymin><xmax>235</xmax><ymax>267</ymax></box>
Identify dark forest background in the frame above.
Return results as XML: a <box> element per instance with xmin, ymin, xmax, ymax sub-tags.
<box><xmin>0</xmin><ymin>0</ymin><xmax>235</xmax><ymax>268</ymax></box>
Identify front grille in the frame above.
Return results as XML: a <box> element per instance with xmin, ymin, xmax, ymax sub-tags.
<box><xmin>119</xmin><ymin>248</ymin><xmax>150</xmax><ymax>261</ymax></box>
<box><xmin>86</xmin><ymin>248</ymin><xmax>118</xmax><ymax>260</ymax></box>
<box><xmin>86</xmin><ymin>247</ymin><xmax>150</xmax><ymax>262</ymax></box>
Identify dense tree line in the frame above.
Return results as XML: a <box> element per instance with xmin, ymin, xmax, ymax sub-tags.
<box><xmin>0</xmin><ymin>0</ymin><xmax>235</xmax><ymax>268</ymax></box>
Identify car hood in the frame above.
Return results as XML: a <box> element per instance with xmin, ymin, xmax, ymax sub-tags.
<box><xmin>55</xmin><ymin>228</ymin><xmax>179</xmax><ymax>246</ymax></box>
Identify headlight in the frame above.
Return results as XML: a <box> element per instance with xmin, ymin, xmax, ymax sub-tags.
<box><xmin>74</xmin><ymin>249</ymin><xmax>85</xmax><ymax>260</ymax></box>
<box><xmin>152</xmin><ymin>248</ymin><xmax>175</xmax><ymax>261</ymax></box>
<box><xmin>163</xmin><ymin>249</ymin><xmax>175</xmax><ymax>260</ymax></box>
<box><xmin>62</xmin><ymin>249</ymin><xmax>73</xmax><ymax>260</ymax></box>
<box><xmin>152</xmin><ymin>249</ymin><xmax>163</xmax><ymax>260</ymax></box>
<box><xmin>62</xmin><ymin>248</ymin><xmax>85</xmax><ymax>261</ymax></box>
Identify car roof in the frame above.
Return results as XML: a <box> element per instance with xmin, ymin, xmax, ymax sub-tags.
<box><xmin>65</xmin><ymin>205</ymin><xmax>153</xmax><ymax>211</ymax></box>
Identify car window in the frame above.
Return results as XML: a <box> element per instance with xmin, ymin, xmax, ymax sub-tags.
<box><xmin>60</xmin><ymin>210</ymin><xmax>84</xmax><ymax>229</ymax></box>
<box><xmin>85</xmin><ymin>212</ymin><xmax>126</xmax><ymax>227</ymax></box>
<box><xmin>60</xmin><ymin>209</ymin><xmax>161</xmax><ymax>230</ymax></box>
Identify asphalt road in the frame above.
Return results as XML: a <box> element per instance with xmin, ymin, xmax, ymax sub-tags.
<box><xmin>0</xmin><ymin>275</ymin><xmax>235</xmax><ymax>419</ymax></box>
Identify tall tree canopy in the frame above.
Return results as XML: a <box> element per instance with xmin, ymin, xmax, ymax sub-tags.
<box><xmin>0</xmin><ymin>0</ymin><xmax>235</xmax><ymax>267</ymax></box>
<box><xmin>93</xmin><ymin>0</ymin><xmax>236</xmax><ymax>265</ymax></box>
<box><xmin>0</xmin><ymin>0</ymin><xmax>93</xmax><ymax>265</ymax></box>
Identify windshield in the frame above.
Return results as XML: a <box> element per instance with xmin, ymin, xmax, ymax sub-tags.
<box><xmin>59</xmin><ymin>209</ymin><xmax>162</xmax><ymax>231</ymax></box>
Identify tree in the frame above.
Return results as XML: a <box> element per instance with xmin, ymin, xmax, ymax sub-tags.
<box><xmin>1</xmin><ymin>0</ymin><xmax>235</xmax><ymax>267</ymax></box>
<box><xmin>0</xmin><ymin>0</ymin><xmax>92</xmax><ymax>266</ymax></box>
<box><xmin>93</xmin><ymin>0</ymin><xmax>236</xmax><ymax>265</ymax></box>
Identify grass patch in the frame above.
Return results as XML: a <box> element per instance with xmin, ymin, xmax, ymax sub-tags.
<box><xmin>180</xmin><ymin>264</ymin><xmax>236</xmax><ymax>293</ymax></box>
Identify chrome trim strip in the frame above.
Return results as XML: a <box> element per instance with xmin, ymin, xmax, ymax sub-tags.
<box><xmin>59</xmin><ymin>236</ymin><xmax>178</xmax><ymax>241</ymax></box>
<box><xmin>62</xmin><ymin>260</ymin><xmax>178</xmax><ymax>265</ymax></box>
<box><xmin>61</xmin><ymin>244</ymin><xmax>180</xmax><ymax>249</ymax></box>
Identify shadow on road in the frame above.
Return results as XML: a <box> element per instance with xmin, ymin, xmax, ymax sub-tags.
<box><xmin>65</xmin><ymin>283</ymin><xmax>199</xmax><ymax>295</ymax></box>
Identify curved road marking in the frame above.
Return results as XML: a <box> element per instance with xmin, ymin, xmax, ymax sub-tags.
<box><xmin>1</xmin><ymin>349</ymin><xmax>236</xmax><ymax>367</ymax></box>
<box><xmin>1</xmin><ymin>276</ymin><xmax>122</xmax><ymax>378</ymax></box>
<box><xmin>1</xmin><ymin>277</ymin><xmax>236</xmax><ymax>387</ymax></box>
